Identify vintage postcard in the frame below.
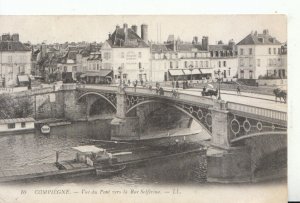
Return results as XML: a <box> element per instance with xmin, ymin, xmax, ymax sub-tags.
<box><xmin>0</xmin><ymin>15</ymin><xmax>287</xmax><ymax>203</ymax></box>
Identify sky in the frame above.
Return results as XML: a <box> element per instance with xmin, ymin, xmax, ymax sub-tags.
<box><xmin>0</xmin><ymin>15</ymin><xmax>287</xmax><ymax>45</ymax></box>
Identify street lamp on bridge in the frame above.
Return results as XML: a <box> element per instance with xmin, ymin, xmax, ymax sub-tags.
<box><xmin>118</xmin><ymin>66</ymin><xmax>123</xmax><ymax>87</ymax></box>
<box><xmin>189</xmin><ymin>64</ymin><xmax>194</xmax><ymax>84</ymax></box>
<box><xmin>217</xmin><ymin>69</ymin><xmax>224</xmax><ymax>100</ymax></box>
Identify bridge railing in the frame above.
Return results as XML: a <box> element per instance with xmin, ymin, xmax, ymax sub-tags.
<box><xmin>77</xmin><ymin>84</ymin><xmax>118</xmax><ymax>92</ymax></box>
<box><xmin>227</xmin><ymin>102</ymin><xmax>287</xmax><ymax>122</ymax></box>
<box><xmin>125</xmin><ymin>86</ymin><xmax>214</xmax><ymax>106</ymax></box>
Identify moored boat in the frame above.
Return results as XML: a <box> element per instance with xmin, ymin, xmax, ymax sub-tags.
<box><xmin>0</xmin><ymin>117</ymin><xmax>35</xmax><ymax>136</ymax></box>
<box><xmin>96</xmin><ymin>165</ymin><xmax>126</xmax><ymax>177</ymax></box>
<box><xmin>41</xmin><ymin>124</ymin><xmax>50</xmax><ymax>134</ymax></box>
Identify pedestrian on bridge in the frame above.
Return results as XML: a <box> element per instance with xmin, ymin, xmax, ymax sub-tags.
<box><xmin>237</xmin><ymin>85</ymin><xmax>241</xmax><ymax>95</ymax></box>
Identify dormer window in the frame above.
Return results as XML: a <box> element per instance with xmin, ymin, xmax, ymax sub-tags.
<box><xmin>258</xmin><ymin>38</ymin><xmax>264</xmax><ymax>43</ymax></box>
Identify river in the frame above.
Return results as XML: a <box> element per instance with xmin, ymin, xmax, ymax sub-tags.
<box><xmin>0</xmin><ymin>120</ymin><xmax>208</xmax><ymax>185</ymax></box>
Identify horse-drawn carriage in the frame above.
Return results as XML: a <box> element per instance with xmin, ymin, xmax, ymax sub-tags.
<box><xmin>273</xmin><ymin>88</ymin><xmax>287</xmax><ymax>103</ymax></box>
<box><xmin>201</xmin><ymin>85</ymin><xmax>218</xmax><ymax>97</ymax></box>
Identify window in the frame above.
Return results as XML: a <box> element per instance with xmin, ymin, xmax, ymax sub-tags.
<box><xmin>268</xmin><ymin>59</ymin><xmax>272</xmax><ymax>66</ymax></box>
<box><xmin>223</xmin><ymin>61</ymin><xmax>226</xmax><ymax>67</ymax></box>
<box><xmin>97</xmin><ymin>64</ymin><xmax>99</xmax><ymax>70</ymax></box>
<box><xmin>240</xmin><ymin>49</ymin><xmax>244</xmax><ymax>55</ymax></box>
<box><xmin>8</xmin><ymin>56</ymin><xmax>12</xmax><ymax>63</ymax></box>
<box><xmin>64</xmin><ymin>66</ymin><xmax>67</xmax><ymax>72</ymax></box>
<box><xmin>278</xmin><ymin>48</ymin><xmax>281</xmax><ymax>54</ymax></box>
<box><xmin>184</xmin><ymin>61</ymin><xmax>188</xmax><ymax>68</ymax></box>
<box><xmin>103</xmin><ymin>52</ymin><xmax>111</xmax><ymax>60</ymax></box>
<box><xmin>240</xmin><ymin>58</ymin><xmax>244</xmax><ymax>67</ymax></box>
<box><xmin>218</xmin><ymin>61</ymin><xmax>221</xmax><ymax>67</ymax></box>
<box><xmin>273</xmin><ymin>48</ymin><xmax>276</xmax><ymax>54</ymax></box>
<box><xmin>8</xmin><ymin>44</ymin><xmax>12</xmax><ymax>50</ymax></box>
<box><xmin>257</xmin><ymin>59</ymin><xmax>261</xmax><ymax>67</ymax></box>
<box><xmin>170</xmin><ymin>61</ymin><xmax>173</xmax><ymax>69</ymax></box>
<box><xmin>240</xmin><ymin>70</ymin><xmax>244</xmax><ymax>79</ymax></box>
<box><xmin>200</xmin><ymin>61</ymin><xmax>203</xmax><ymax>68</ymax></box>
<box><xmin>8</xmin><ymin>123</ymin><xmax>15</xmax><ymax>129</ymax></box>
<box><xmin>21</xmin><ymin>122</ymin><xmax>26</xmax><ymax>128</ymax></box>
<box><xmin>249</xmin><ymin>59</ymin><xmax>253</xmax><ymax>67</ymax></box>
<box><xmin>228</xmin><ymin>68</ymin><xmax>231</xmax><ymax>76</ymax></box>
<box><xmin>269</xmin><ymin>48</ymin><xmax>271</xmax><ymax>54</ymax></box>
<box><xmin>138</xmin><ymin>52</ymin><xmax>142</xmax><ymax>58</ymax></box>
<box><xmin>195</xmin><ymin>61</ymin><xmax>198</xmax><ymax>68</ymax></box>
<box><xmin>249</xmin><ymin>48</ymin><xmax>252</xmax><ymax>55</ymax></box>
<box><xmin>72</xmin><ymin>66</ymin><xmax>77</xmax><ymax>72</ymax></box>
<box><xmin>139</xmin><ymin>62</ymin><xmax>142</xmax><ymax>69</ymax></box>
<box><xmin>249</xmin><ymin>70</ymin><xmax>253</xmax><ymax>79</ymax></box>
<box><xmin>205</xmin><ymin>61</ymin><xmax>208</xmax><ymax>67</ymax></box>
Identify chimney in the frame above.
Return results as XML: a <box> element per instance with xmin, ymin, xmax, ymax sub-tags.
<box><xmin>192</xmin><ymin>36</ymin><xmax>198</xmax><ymax>44</ymax></box>
<box><xmin>131</xmin><ymin>25</ymin><xmax>138</xmax><ymax>33</ymax></box>
<box><xmin>263</xmin><ymin>29</ymin><xmax>269</xmax><ymax>35</ymax></box>
<box><xmin>12</xmin><ymin>33</ymin><xmax>19</xmax><ymax>42</ymax></box>
<box><xmin>1</xmin><ymin>33</ymin><xmax>11</xmax><ymax>41</ymax></box>
<box><xmin>116</xmin><ymin>25</ymin><xmax>120</xmax><ymax>29</ymax></box>
<box><xmin>228</xmin><ymin>39</ymin><xmax>235</xmax><ymax>49</ymax></box>
<box><xmin>123</xmin><ymin>23</ymin><xmax>128</xmax><ymax>29</ymax></box>
<box><xmin>254</xmin><ymin>30</ymin><xmax>258</xmax><ymax>36</ymax></box>
<box><xmin>141</xmin><ymin>24</ymin><xmax>148</xmax><ymax>43</ymax></box>
<box><xmin>202</xmin><ymin>36</ymin><xmax>209</xmax><ymax>51</ymax></box>
<box><xmin>108</xmin><ymin>33</ymin><xmax>111</xmax><ymax>39</ymax></box>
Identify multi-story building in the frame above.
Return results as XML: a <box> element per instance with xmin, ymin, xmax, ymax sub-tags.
<box><xmin>236</xmin><ymin>29</ymin><xmax>286</xmax><ymax>79</ymax></box>
<box><xmin>151</xmin><ymin>35</ymin><xmax>212</xmax><ymax>82</ymax></box>
<box><xmin>0</xmin><ymin>33</ymin><xmax>32</xmax><ymax>87</ymax></box>
<box><xmin>101</xmin><ymin>24</ymin><xmax>151</xmax><ymax>83</ymax></box>
<box><xmin>209</xmin><ymin>39</ymin><xmax>238</xmax><ymax>81</ymax></box>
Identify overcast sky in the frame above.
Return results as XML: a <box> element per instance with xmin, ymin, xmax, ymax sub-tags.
<box><xmin>0</xmin><ymin>15</ymin><xmax>287</xmax><ymax>44</ymax></box>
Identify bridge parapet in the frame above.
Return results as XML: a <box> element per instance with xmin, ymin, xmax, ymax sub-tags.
<box><xmin>77</xmin><ymin>84</ymin><xmax>118</xmax><ymax>92</ymax></box>
<box><xmin>125</xmin><ymin>87</ymin><xmax>214</xmax><ymax>107</ymax></box>
<box><xmin>227</xmin><ymin>102</ymin><xmax>287</xmax><ymax>126</ymax></box>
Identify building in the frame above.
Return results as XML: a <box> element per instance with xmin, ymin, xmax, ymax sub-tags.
<box><xmin>209</xmin><ymin>39</ymin><xmax>238</xmax><ymax>81</ymax></box>
<box><xmin>236</xmin><ymin>29</ymin><xmax>286</xmax><ymax>79</ymax></box>
<box><xmin>80</xmin><ymin>52</ymin><xmax>113</xmax><ymax>84</ymax></box>
<box><xmin>150</xmin><ymin>35</ymin><xmax>212</xmax><ymax>82</ymax></box>
<box><xmin>57</xmin><ymin>51</ymin><xmax>78</xmax><ymax>83</ymax></box>
<box><xmin>0</xmin><ymin>33</ymin><xmax>32</xmax><ymax>87</ymax></box>
<box><xmin>101</xmin><ymin>23</ymin><xmax>151</xmax><ymax>83</ymax></box>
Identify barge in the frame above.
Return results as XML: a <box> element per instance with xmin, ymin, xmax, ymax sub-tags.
<box><xmin>0</xmin><ymin>117</ymin><xmax>35</xmax><ymax>136</ymax></box>
<box><xmin>0</xmin><ymin>144</ymin><xmax>206</xmax><ymax>183</ymax></box>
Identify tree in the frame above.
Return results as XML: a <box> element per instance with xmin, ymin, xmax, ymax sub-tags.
<box><xmin>0</xmin><ymin>94</ymin><xmax>33</xmax><ymax>118</ymax></box>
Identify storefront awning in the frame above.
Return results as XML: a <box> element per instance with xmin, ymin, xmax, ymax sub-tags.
<box><xmin>199</xmin><ymin>69</ymin><xmax>212</xmax><ymax>74</ymax></box>
<box><xmin>18</xmin><ymin>75</ymin><xmax>29</xmax><ymax>82</ymax></box>
<box><xmin>83</xmin><ymin>70</ymin><xmax>113</xmax><ymax>77</ymax></box>
<box><xmin>169</xmin><ymin>69</ymin><xmax>184</xmax><ymax>76</ymax></box>
<box><xmin>182</xmin><ymin>69</ymin><xmax>202</xmax><ymax>75</ymax></box>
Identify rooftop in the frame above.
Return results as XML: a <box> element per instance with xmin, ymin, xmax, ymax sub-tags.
<box><xmin>106</xmin><ymin>27</ymin><xmax>149</xmax><ymax>48</ymax></box>
<box><xmin>237</xmin><ymin>30</ymin><xmax>281</xmax><ymax>45</ymax></box>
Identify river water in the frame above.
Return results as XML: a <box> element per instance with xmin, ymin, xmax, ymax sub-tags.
<box><xmin>0</xmin><ymin>120</ymin><xmax>208</xmax><ymax>185</ymax></box>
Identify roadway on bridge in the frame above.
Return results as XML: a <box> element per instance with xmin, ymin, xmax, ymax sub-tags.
<box><xmin>178</xmin><ymin>88</ymin><xmax>287</xmax><ymax>112</ymax></box>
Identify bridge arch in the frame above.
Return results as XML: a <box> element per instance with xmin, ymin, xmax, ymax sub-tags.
<box><xmin>126</xmin><ymin>100</ymin><xmax>212</xmax><ymax>135</ymax></box>
<box><xmin>231</xmin><ymin>131</ymin><xmax>287</xmax><ymax>143</ymax></box>
<box><xmin>78</xmin><ymin>92</ymin><xmax>117</xmax><ymax>110</ymax></box>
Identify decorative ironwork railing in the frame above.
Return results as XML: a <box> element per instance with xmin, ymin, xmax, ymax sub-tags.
<box><xmin>227</xmin><ymin>102</ymin><xmax>287</xmax><ymax>122</ymax></box>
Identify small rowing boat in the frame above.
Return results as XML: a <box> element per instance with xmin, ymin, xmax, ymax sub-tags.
<box><xmin>41</xmin><ymin>124</ymin><xmax>50</xmax><ymax>134</ymax></box>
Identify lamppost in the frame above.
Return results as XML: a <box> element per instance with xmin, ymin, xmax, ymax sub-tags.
<box><xmin>118</xmin><ymin>66</ymin><xmax>123</xmax><ymax>87</ymax></box>
<box><xmin>217</xmin><ymin>69</ymin><xmax>224</xmax><ymax>100</ymax></box>
<box><xmin>189</xmin><ymin>64</ymin><xmax>193</xmax><ymax>84</ymax></box>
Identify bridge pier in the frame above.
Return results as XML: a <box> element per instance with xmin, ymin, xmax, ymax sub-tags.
<box><xmin>206</xmin><ymin>100</ymin><xmax>252</xmax><ymax>183</ymax></box>
<box><xmin>110</xmin><ymin>86</ymin><xmax>140</xmax><ymax>140</ymax></box>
